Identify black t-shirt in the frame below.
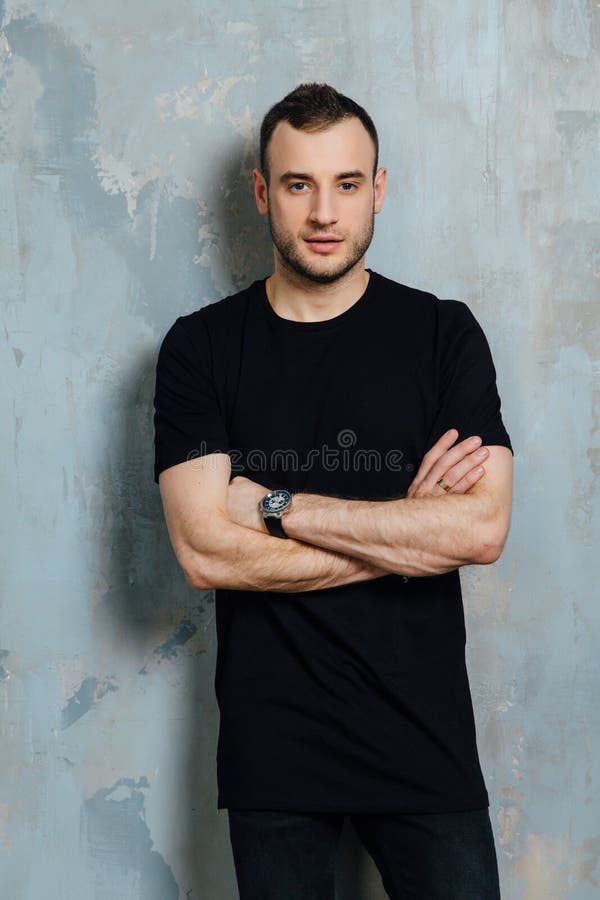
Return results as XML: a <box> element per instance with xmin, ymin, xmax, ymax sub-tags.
<box><xmin>153</xmin><ymin>270</ymin><xmax>513</xmax><ymax>814</ymax></box>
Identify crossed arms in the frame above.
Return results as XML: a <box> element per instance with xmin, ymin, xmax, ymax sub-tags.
<box><xmin>158</xmin><ymin>429</ymin><xmax>513</xmax><ymax>592</ymax></box>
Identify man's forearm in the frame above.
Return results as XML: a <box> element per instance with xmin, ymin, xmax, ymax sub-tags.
<box><xmin>180</xmin><ymin>517</ymin><xmax>389</xmax><ymax>592</ymax></box>
<box><xmin>219</xmin><ymin>436</ymin><xmax>511</xmax><ymax>583</ymax></box>
<box><xmin>282</xmin><ymin>491</ymin><xmax>506</xmax><ymax>578</ymax></box>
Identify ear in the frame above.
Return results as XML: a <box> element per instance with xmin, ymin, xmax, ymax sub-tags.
<box><xmin>253</xmin><ymin>168</ymin><xmax>269</xmax><ymax>215</ymax></box>
<box><xmin>373</xmin><ymin>166</ymin><xmax>387</xmax><ymax>214</ymax></box>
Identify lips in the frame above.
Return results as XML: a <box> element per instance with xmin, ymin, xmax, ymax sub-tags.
<box><xmin>305</xmin><ymin>235</ymin><xmax>343</xmax><ymax>253</ymax></box>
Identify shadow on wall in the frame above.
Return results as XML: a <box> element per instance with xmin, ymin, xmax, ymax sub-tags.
<box><xmin>209</xmin><ymin>137</ymin><xmax>275</xmax><ymax>295</ymax></box>
<box><xmin>96</xmin><ymin>135</ymin><xmax>273</xmax><ymax>644</ymax></box>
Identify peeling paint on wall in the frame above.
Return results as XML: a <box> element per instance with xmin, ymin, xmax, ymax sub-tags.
<box><xmin>83</xmin><ymin>777</ymin><xmax>179</xmax><ymax>900</ymax></box>
<box><xmin>513</xmin><ymin>833</ymin><xmax>600</xmax><ymax>898</ymax></box>
<box><xmin>61</xmin><ymin>676</ymin><xmax>119</xmax><ymax>729</ymax></box>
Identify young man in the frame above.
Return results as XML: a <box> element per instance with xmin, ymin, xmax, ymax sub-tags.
<box><xmin>154</xmin><ymin>84</ymin><xmax>513</xmax><ymax>899</ymax></box>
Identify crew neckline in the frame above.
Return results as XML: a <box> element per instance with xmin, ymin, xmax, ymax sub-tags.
<box><xmin>259</xmin><ymin>269</ymin><xmax>377</xmax><ymax>332</ymax></box>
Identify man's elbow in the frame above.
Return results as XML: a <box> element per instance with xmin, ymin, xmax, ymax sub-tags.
<box><xmin>175</xmin><ymin>525</ymin><xmax>235</xmax><ymax>590</ymax></box>
<box><xmin>185</xmin><ymin>560</ymin><xmax>218</xmax><ymax>590</ymax></box>
<box><xmin>176</xmin><ymin>546</ymin><xmax>216</xmax><ymax>590</ymax></box>
<box><xmin>473</xmin><ymin>540</ymin><xmax>503</xmax><ymax>566</ymax></box>
<box><xmin>472</xmin><ymin>517</ymin><xmax>511</xmax><ymax>565</ymax></box>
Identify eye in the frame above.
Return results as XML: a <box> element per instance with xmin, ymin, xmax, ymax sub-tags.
<box><xmin>340</xmin><ymin>182</ymin><xmax>357</xmax><ymax>191</ymax></box>
<box><xmin>290</xmin><ymin>182</ymin><xmax>309</xmax><ymax>192</ymax></box>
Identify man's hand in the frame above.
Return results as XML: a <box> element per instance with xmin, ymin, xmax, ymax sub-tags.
<box><xmin>282</xmin><ymin>440</ymin><xmax>512</xmax><ymax>577</ymax></box>
<box><xmin>227</xmin><ymin>474</ymin><xmax>270</xmax><ymax>532</ymax></box>
<box><xmin>406</xmin><ymin>429</ymin><xmax>489</xmax><ymax>499</ymax></box>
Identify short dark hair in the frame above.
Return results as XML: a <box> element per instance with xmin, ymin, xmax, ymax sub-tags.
<box><xmin>259</xmin><ymin>83</ymin><xmax>379</xmax><ymax>183</ymax></box>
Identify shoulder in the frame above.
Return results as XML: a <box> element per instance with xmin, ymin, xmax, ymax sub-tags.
<box><xmin>369</xmin><ymin>270</ymin><xmax>441</xmax><ymax>327</ymax></box>
<box><xmin>371</xmin><ymin>270</ymin><xmax>438</xmax><ymax>307</ymax></box>
<box><xmin>374</xmin><ymin>272</ymin><xmax>481</xmax><ymax>317</ymax></box>
<box><xmin>436</xmin><ymin>297</ymin><xmax>480</xmax><ymax>329</ymax></box>
<box><xmin>373</xmin><ymin>271</ymin><xmax>486</xmax><ymax>333</ymax></box>
<box><xmin>182</xmin><ymin>280</ymin><xmax>260</xmax><ymax>331</ymax></box>
<box><xmin>160</xmin><ymin>280</ymin><xmax>262</xmax><ymax>350</ymax></box>
<box><xmin>435</xmin><ymin>299</ymin><xmax>494</xmax><ymax>358</ymax></box>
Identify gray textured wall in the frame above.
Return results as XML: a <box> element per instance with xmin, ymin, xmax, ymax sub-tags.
<box><xmin>1</xmin><ymin>1</ymin><xmax>599</xmax><ymax>897</ymax></box>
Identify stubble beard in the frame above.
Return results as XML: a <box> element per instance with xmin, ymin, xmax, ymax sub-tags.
<box><xmin>267</xmin><ymin>210</ymin><xmax>375</xmax><ymax>285</ymax></box>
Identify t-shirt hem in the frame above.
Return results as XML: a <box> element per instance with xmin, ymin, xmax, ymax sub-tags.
<box><xmin>217</xmin><ymin>795</ymin><xmax>490</xmax><ymax>815</ymax></box>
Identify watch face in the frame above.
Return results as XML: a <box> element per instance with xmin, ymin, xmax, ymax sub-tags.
<box><xmin>261</xmin><ymin>489</ymin><xmax>292</xmax><ymax>514</ymax></box>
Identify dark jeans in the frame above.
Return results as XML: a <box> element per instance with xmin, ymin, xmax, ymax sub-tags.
<box><xmin>228</xmin><ymin>807</ymin><xmax>501</xmax><ymax>899</ymax></box>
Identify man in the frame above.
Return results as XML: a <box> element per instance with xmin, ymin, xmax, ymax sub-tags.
<box><xmin>154</xmin><ymin>83</ymin><xmax>513</xmax><ymax>899</ymax></box>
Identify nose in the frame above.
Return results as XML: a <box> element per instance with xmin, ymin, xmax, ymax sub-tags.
<box><xmin>308</xmin><ymin>188</ymin><xmax>338</xmax><ymax>227</ymax></box>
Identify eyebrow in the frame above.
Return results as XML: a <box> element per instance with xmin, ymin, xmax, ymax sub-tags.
<box><xmin>336</xmin><ymin>171</ymin><xmax>367</xmax><ymax>181</ymax></box>
<box><xmin>279</xmin><ymin>170</ymin><xmax>367</xmax><ymax>183</ymax></box>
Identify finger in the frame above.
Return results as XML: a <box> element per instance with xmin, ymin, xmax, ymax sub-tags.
<box><xmin>421</xmin><ymin>436</ymin><xmax>483</xmax><ymax>492</ymax></box>
<box><xmin>410</xmin><ymin>429</ymin><xmax>460</xmax><ymax>492</ymax></box>
<box><xmin>419</xmin><ymin>429</ymin><xmax>460</xmax><ymax>472</ymax></box>
<box><xmin>438</xmin><ymin>446</ymin><xmax>489</xmax><ymax>491</ymax></box>
<box><xmin>449</xmin><ymin>464</ymin><xmax>486</xmax><ymax>494</ymax></box>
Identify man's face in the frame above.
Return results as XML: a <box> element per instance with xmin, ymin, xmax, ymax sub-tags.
<box><xmin>254</xmin><ymin>117</ymin><xmax>386</xmax><ymax>284</ymax></box>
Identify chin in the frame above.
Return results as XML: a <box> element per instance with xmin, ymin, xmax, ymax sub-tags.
<box><xmin>289</xmin><ymin>254</ymin><xmax>362</xmax><ymax>285</ymax></box>
<box><xmin>304</xmin><ymin>269</ymin><xmax>350</xmax><ymax>285</ymax></box>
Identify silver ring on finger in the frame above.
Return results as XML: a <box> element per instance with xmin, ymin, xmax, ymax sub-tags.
<box><xmin>436</xmin><ymin>476</ymin><xmax>452</xmax><ymax>493</ymax></box>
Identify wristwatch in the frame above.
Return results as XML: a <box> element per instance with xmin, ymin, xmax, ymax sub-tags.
<box><xmin>259</xmin><ymin>489</ymin><xmax>293</xmax><ymax>538</ymax></box>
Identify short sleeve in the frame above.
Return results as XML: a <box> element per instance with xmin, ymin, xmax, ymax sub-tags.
<box><xmin>426</xmin><ymin>300</ymin><xmax>513</xmax><ymax>454</ymax></box>
<box><xmin>153</xmin><ymin>314</ymin><xmax>230</xmax><ymax>483</ymax></box>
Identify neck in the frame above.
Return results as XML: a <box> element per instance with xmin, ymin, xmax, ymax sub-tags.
<box><xmin>265</xmin><ymin>257</ymin><xmax>370</xmax><ymax>323</ymax></box>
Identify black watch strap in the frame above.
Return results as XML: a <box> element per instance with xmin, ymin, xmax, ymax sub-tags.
<box><xmin>263</xmin><ymin>514</ymin><xmax>288</xmax><ymax>539</ymax></box>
